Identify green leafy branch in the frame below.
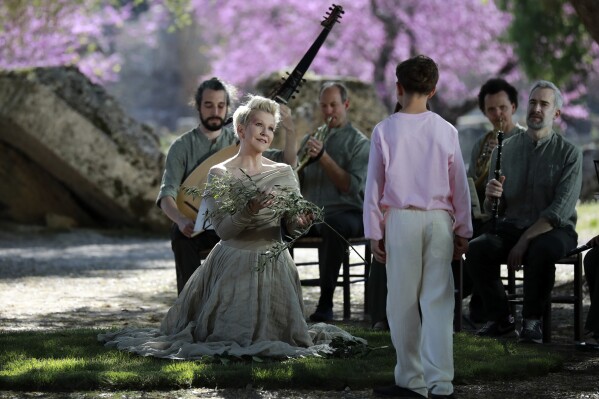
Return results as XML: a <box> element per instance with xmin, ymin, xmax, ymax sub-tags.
<box><xmin>182</xmin><ymin>169</ymin><xmax>367</xmax><ymax>271</ymax></box>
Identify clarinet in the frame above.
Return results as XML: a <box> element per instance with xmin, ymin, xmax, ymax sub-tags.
<box><xmin>490</xmin><ymin>120</ymin><xmax>504</xmax><ymax>234</ymax></box>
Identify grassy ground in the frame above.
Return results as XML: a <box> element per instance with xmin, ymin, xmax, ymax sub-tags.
<box><xmin>0</xmin><ymin>203</ymin><xmax>595</xmax><ymax>394</ymax></box>
<box><xmin>0</xmin><ymin>327</ymin><xmax>562</xmax><ymax>392</ymax></box>
<box><xmin>575</xmin><ymin>201</ymin><xmax>599</xmax><ymax>241</ymax></box>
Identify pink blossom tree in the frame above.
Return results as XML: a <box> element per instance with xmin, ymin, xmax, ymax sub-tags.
<box><xmin>3</xmin><ymin>0</ymin><xmax>597</xmax><ymax>125</ymax></box>
<box><xmin>191</xmin><ymin>0</ymin><xmax>517</xmax><ymax>122</ymax></box>
<box><xmin>0</xmin><ymin>0</ymin><xmax>170</xmax><ymax>83</ymax></box>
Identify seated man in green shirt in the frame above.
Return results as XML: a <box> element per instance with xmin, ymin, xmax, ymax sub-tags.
<box><xmin>465</xmin><ymin>80</ymin><xmax>582</xmax><ymax>343</ymax></box>
<box><xmin>298</xmin><ymin>82</ymin><xmax>370</xmax><ymax>322</ymax></box>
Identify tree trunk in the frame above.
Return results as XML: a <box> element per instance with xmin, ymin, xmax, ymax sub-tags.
<box><xmin>570</xmin><ymin>0</ymin><xmax>599</xmax><ymax>44</ymax></box>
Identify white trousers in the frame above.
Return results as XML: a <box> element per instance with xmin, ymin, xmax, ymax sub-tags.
<box><xmin>385</xmin><ymin>208</ymin><xmax>455</xmax><ymax>397</ymax></box>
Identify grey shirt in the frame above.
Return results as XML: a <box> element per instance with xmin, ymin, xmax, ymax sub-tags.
<box><xmin>299</xmin><ymin>122</ymin><xmax>370</xmax><ymax>216</ymax></box>
<box><xmin>157</xmin><ymin>125</ymin><xmax>237</xmax><ymax>206</ymax></box>
<box><xmin>484</xmin><ymin>130</ymin><xmax>582</xmax><ymax>230</ymax></box>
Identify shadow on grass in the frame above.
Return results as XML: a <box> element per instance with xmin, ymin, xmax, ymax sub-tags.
<box><xmin>0</xmin><ymin>328</ymin><xmax>563</xmax><ymax>392</ymax></box>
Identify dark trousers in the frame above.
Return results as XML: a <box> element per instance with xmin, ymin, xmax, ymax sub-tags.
<box><xmin>170</xmin><ymin>224</ymin><xmax>220</xmax><ymax>294</ymax></box>
<box><xmin>465</xmin><ymin>223</ymin><xmax>577</xmax><ymax>321</ymax></box>
<box><xmin>584</xmin><ymin>247</ymin><xmax>599</xmax><ymax>336</ymax></box>
<box><xmin>307</xmin><ymin>210</ymin><xmax>364</xmax><ymax>310</ymax></box>
<box><xmin>460</xmin><ymin>218</ymin><xmax>493</xmax><ymax>316</ymax></box>
<box><xmin>367</xmin><ymin>258</ymin><xmax>388</xmax><ymax>324</ymax></box>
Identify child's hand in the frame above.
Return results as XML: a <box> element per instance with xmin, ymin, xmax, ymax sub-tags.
<box><xmin>371</xmin><ymin>238</ymin><xmax>386</xmax><ymax>263</ymax></box>
<box><xmin>453</xmin><ymin>235</ymin><xmax>469</xmax><ymax>260</ymax></box>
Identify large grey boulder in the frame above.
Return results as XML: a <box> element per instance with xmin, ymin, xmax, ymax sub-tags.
<box><xmin>0</xmin><ymin>67</ymin><xmax>168</xmax><ymax>230</ymax></box>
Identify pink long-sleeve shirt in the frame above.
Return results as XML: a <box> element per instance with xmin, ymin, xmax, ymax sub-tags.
<box><xmin>363</xmin><ymin>111</ymin><xmax>473</xmax><ymax>241</ymax></box>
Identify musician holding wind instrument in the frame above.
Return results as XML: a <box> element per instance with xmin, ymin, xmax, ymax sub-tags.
<box><xmin>468</xmin><ymin>78</ymin><xmax>526</xmax><ymax>232</ymax></box>
<box><xmin>295</xmin><ymin>81</ymin><xmax>370</xmax><ymax>322</ymax></box>
<box><xmin>465</xmin><ymin>81</ymin><xmax>582</xmax><ymax>344</ymax></box>
<box><xmin>461</xmin><ymin>78</ymin><xmax>527</xmax><ymax>323</ymax></box>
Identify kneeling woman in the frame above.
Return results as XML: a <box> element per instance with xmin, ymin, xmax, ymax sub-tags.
<box><xmin>98</xmin><ymin>95</ymin><xmax>363</xmax><ymax>359</ymax></box>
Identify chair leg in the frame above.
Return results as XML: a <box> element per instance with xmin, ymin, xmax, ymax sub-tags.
<box><xmin>452</xmin><ymin>259</ymin><xmax>463</xmax><ymax>332</ymax></box>
<box><xmin>508</xmin><ymin>268</ymin><xmax>517</xmax><ymax>317</ymax></box>
<box><xmin>542</xmin><ymin>302</ymin><xmax>552</xmax><ymax>343</ymax></box>
<box><xmin>343</xmin><ymin>252</ymin><xmax>350</xmax><ymax>319</ymax></box>
<box><xmin>574</xmin><ymin>253</ymin><xmax>583</xmax><ymax>341</ymax></box>
<box><xmin>364</xmin><ymin>244</ymin><xmax>371</xmax><ymax>314</ymax></box>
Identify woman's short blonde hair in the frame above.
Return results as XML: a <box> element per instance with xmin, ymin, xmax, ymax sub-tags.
<box><xmin>232</xmin><ymin>95</ymin><xmax>281</xmax><ymax>136</ymax></box>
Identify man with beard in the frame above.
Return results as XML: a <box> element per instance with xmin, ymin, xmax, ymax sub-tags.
<box><xmin>465</xmin><ymin>80</ymin><xmax>582</xmax><ymax>343</ymax></box>
<box><xmin>157</xmin><ymin>77</ymin><xmax>297</xmax><ymax>293</ymax></box>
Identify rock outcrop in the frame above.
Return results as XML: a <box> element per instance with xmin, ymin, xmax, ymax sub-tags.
<box><xmin>0</xmin><ymin>67</ymin><xmax>168</xmax><ymax>230</ymax></box>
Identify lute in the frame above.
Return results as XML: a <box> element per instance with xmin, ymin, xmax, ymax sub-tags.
<box><xmin>176</xmin><ymin>4</ymin><xmax>344</xmax><ymax>229</ymax></box>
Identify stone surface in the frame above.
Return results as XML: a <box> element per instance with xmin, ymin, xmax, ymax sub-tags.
<box><xmin>0</xmin><ymin>67</ymin><xmax>168</xmax><ymax>230</ymax></box>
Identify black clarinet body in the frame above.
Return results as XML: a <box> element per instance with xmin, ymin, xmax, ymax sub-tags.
<box><xmin>490</xmin><ymin>128</ymin><xmax>504</xmax><ymax>233</ymax></box>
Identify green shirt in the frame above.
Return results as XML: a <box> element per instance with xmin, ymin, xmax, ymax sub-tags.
<box><xmin>484</xmin><ymin>130</ymin><xmax>582</xmax><ymax>230</ymax></box>
<box><xmin>157</xmin><ymin>126</ymin><xmax>237</xmax><ymax>206</ymax></box>
<box><xmin>299</xmin><ymin>122</ymin><xmax>370</xmax><ymax>216</ymax></box>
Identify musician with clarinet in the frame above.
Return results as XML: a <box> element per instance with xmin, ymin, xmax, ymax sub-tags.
<box><xmin>468</xmin><ymin>78</ymin><xmax>526</xmax><ymax>233</ymax></box>
<box><xmin>465</xmin><ymin>81</ymin><xmax>582</xmax><ymax>344</ymax></box>
<box><xmin>460</xmin><ymin>79</ymin><xmax>527</xmax><ymax>324</ymax></box>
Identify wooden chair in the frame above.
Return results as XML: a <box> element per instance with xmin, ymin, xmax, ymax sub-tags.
<box><xmin>504</xmin><ymin>253</ymin><xmax>584</xmax><ymax>343</ymax></box>
<box><xmin>289</xmin><ymin>236</ymin><xmax>371</xmax><ymax>319</ymax></box>
<box><xmin>452</xmin><ymin>258</ymin><xmax>464</xmax><ymax>332</ymax></box>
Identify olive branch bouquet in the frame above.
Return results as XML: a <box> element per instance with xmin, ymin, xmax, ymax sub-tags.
<box><xmin>182</xmin><ymin>169</ymin><xmax>366</xmax><ymax>271</ymax></box>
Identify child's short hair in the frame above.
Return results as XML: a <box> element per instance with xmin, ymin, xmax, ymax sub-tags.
<box><xmin>395</xmin><ymin>55</ymin><xmax>439</xmax><ymax>95</ymax></box>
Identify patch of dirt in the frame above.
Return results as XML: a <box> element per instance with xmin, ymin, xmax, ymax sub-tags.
<box><xmin>0</xmin><ymin>222</ymin><xmax>598</xmax><ymax>399</ymax></box>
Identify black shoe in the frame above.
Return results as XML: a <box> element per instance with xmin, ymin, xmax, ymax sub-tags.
<box><xmin>372</xmin><ymin>319</ymin><xmax>390</xmax><ymax>331</ymax></box>
<box><xmin>468</xmin><ymin>294</ymin><xmax>486</xmax><ymax>323</ymax></box>
<box><xmin>575</xmin><ymin>341</ymin><xmax>599</xmax><ymax>352</ymax></box>
<box><xmin>576</xmin><ymin>331</ymin><xmax>599</xmax><ymax>351</ymax></box>
<box><xmin>309</xmin><ymin>308</ymin><xmax>333</xmax><ymax>322</ymax></box>
<box><xmin>373</xmin><ymin>385</ymin><xmax>426</xmax><ymax>398</ymax></box>
<box><xmin>475</xmin><ymin>315</ymin><xmax>515</xmax><ymax>337</ymax></box>
<box><xmin>431</xmin><ymin>394</ymin><xmax>456</xmax><ymax>399</ymax></box>
<box><xmin>518</xmin><ymin>318</ymin><xmax>543</xmax><ymax>344</ymax></box>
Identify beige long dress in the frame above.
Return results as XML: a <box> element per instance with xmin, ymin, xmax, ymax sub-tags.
<box><xmin>98</xmin><ymin>164</ymin><xmax>362</xmax><ymax>359</ymax></box>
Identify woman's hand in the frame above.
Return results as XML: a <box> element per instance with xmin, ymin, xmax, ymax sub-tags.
<box><xmin>247</xmin><ymin>188</ymin><xmax>275</xmax><ymax>214</ymax></box>
<box><xmin>295</xmin><ymin>212</ymin><xmax>315</xmax><ymax>229</ymax></box>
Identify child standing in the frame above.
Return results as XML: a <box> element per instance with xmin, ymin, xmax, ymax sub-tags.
<box><xmin>364</xmin><ymin>55</ymin><xmax>472</xmax><ymax>399</ymax></box>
